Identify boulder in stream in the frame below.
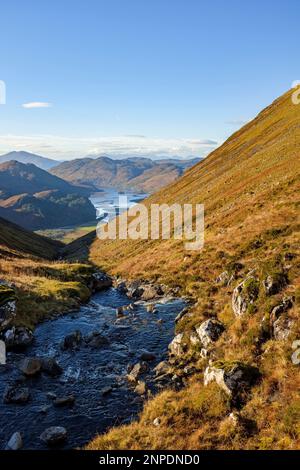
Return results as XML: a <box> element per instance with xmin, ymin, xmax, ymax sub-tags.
<box><xmin>3</xmin><ymin>385</ymin><xmax>30</xmax><ymax>404</ymax></box>
<box><xmin>19</xmin><ymin>357</ymin><xmax>42</xmax><ymax>376</ymax></box>
<box><xmin>5</xmin><ymin>432</ymin><xmax>23</xmax><ymax>450</ymax></box>
<box><xmin>40</xmin><ymin>426</ymin><xmax>67</xmax><ymax>446</ymax></box>
<box><xmin>41</xmin><ymin>357</ymin><xmax>63</xmax><ymax>377</ymax></box>
<box><xmin>61</xmin><ymin>330</ymin><xmax>82</xmax><ymax>350</ymax></box>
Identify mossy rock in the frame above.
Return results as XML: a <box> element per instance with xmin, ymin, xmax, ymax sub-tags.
<box><xmin>0</xmin><ymin>284</ymin><xmax>16</xmax><ymax>307</ymax></box>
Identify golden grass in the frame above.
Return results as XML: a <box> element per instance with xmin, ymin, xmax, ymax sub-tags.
<box><xmin>87</xmin><ymin>89</ymin><xmax>300</xmax><ymax>450</ymax></box>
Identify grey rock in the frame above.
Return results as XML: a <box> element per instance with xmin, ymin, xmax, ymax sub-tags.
<box><xmin>140</xmin><ymin>350</ymin><xmax>156</xmax><ymax>362</ymax></box>
<box><xmin>3</xmin><ymin>385</ymin><xmax>30</xmax><ymax>404</ymax></box>
<box><xmin>195</xmin><ymin>319</ymin><xmax>225</xmax><ymax>348</ymax></box>
<box><xmin>5</xmin><ymin>432</ymin><xmax>23</xmax><ymax>450</ymax></box>
<box><xmin>127</xmin><ymin>361</ymin><xmax>148</xmax><ymax>382</ymax></box>
<box><xmin>19</xmin><ymin>357</ymin><xmax>42</xmax><ymax>376</ymax></box>
<box><xmin>41</xmin><ymin>357</ymin><xmax>62</xmax><ymax>377</ymax></box>
<box><xmin>232</xmin><ymin>276</ymin><xmax>259</xmax><ymax>317</ymax></box>
<box><xmin>204</xmin><ymin>362</ymin><xmax>260</xmax><ymax>397</ymax></box>
<box><xmin>61</xmin><ymin>330</ymin><xmax>82</xmax><ymax>350</ymax></box>
<box><xmin>91</xmin><ymin>272</ymin><xmax>112</xmax><ymax>292</ymax></box>
<box><xmin>101</xmin><ymin>386</ymin><xmax>113</xmax><ymax>396</ymax></box>
<box><xmin>168</xmin><ymin>333</ymin><xmax>185</xmax><ymax>356</ymax></box>
<box><xmin>263</xmin><ymin>273</ymin><xmax>287</xmax><ymax>296</ymax></box>
<box><xmin>85</xmin><ymin>331</ymin><xmax>110</xmax><ymax>349</ymax></box>
<box><xmin>40</xmin><ymin>426</ymin><xmax>67</xmax><ymax>446</ymax></box>
<box><xmin>134</xmin><ymin>380</ymin><xmax>147</xmax><ymax>395</ymax></box>
<box><xmin>53</xmin><ymin>395</ymin><xmax>75</xmax><ymax>407</ymax></box>
<box><xmin>3</xmin><ymin>326</ymin><xmax>33</xmax><ymax>350</ymax></box>
<box><xmin>273</xmin><ymin>317</ymin><xmax>294</xmax><ymax>341</ymax></box>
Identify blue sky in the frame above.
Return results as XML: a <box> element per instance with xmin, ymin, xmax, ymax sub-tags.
<box><xmin>0</xmin><ymin>0</ymin><xmax>299</xmax><ymax>160</ymax></box>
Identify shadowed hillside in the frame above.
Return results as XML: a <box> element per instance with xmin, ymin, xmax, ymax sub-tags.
<box><xmin>88</xmin><ymin>89</ymin><xmax>300</xmax><ymax>450</ymax></box>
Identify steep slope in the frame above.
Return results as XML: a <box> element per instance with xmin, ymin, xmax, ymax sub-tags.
<box><xmin>88</xmin><ymin>89</ymin><xmax>300</xmax><ymax>450</ymax></box>
<box><xmin>51</xmin><ymin>155</ymin><xmax>199</xmax><ymax>193</ymax></box>
<box><xmin>0</xmin><ymin>151</ymin><xmax>59</xmax><ymax>170</ymax></box>
<box><xmin>0</xmin><ymin>215</ymin><xmax>62</xmax><ymax>259</ymax></box>
<box><xmin>0</xmin><ymin>216</ymin><xmax>99</xmax><ymax>328</ymax></box>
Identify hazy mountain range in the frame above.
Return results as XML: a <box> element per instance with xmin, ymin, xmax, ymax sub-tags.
<box><xmin>50</xmin><ymin>156</ymin><xmax>201</xmax><ymax>193</ymax></box>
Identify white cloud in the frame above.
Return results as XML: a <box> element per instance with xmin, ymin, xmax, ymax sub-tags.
<box><xmin>22</xmin><ymin>102</ymin><xmax>53</xmax><ymax>109</ymax></box>
<box><xmin>0</xmin><ymin>134</ymin><xmax>219</xmax><ymax>160</ymax></box>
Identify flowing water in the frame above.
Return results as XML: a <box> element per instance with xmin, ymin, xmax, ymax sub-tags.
<box><xmin>0</xmin><ymin>287</ymin><xmax>185</xmax><ymax>449</ymax></box>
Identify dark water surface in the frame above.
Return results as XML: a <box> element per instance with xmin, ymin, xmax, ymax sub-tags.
<box><xmin>0</xmin><ymin>288</ymin><xmax>185</xmax><ymax>449</ymax></box>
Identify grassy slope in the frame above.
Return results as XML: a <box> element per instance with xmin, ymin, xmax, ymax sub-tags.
<box><xmin>0</xmin><ymin>217</ymin><xmax>96</xmax><ymax>328</ymax></box>
<box><xmin>88</xmin><ymin>89</ymin><xmax>300</xmax><ymax>449</ymax></box>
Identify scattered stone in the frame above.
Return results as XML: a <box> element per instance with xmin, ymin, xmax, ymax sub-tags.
<box><xmin>273</xmin><ymin>317</ymin><xmax>294</xmax><ymax>341</ymax></box>
<box><xmin>204</xmin><ymin>361</ymin><xmax>260</xmax><ymax>398</ymax></box>
<box><xmin>116</xmin><ymin>307</ymin><xmax>126</xmax><ymax>318</ymax></box>
<box><xmin>153</xmin><ymin>418</ymin><xmax>161</xmax><ymax>427</ymax></box>
<box><xmin>141</xmin><ymin>285</ymin><xmax>163</xmax><ymax>301</ymax></box>
<box><xmin>53</xmin><ymin>395</ymin><xmax>75</xmax><ymax>407</ymax></box>
<box><xmin>127</xmin><ymin>362</ymin><xmax>148</xmax><ymax>382</ymax></box>
<box><xmin>101</xmin><ymin>386</ymin><xmax>113</xmax><ymax>396</ymax></box>
<box><xmin>19</xmin><ymin>357</ymin><xmax>42</xmax><ymax>376</ymax></box>
<box><xmin>140</xmin><ymin>350</ymin><xmax>156</xmax><ymax>362</ymax></box>
<box><xmin>134</xmin><ymin>380</ymin><xmax>147</xmax><ymax>395</ymax></box>
<box><xmin>38</xmin><ymin>405</ymin><xmax>52</xmax><ymax>414</ymax></box>
<box><xmin>5</xmin><ymin>432</ymin><xmax>23</xmax><ymax>450</ymax></box>
<box><xmin>85</xmin><ymin>331</ymin><xmax>110</xmax><ymax>349</ymax></box>
<box><xmin>270</xmin><ymin>297</ymin><xmax>294</xmax><ymax>321</ymax></box>
<box><xmin>91</xmin><ymin>272</ymin><xmax>112</xmax><ymax>292</ymax></box>
<box><xmin>40</xmin><ymin>426</ymin><xmax>67</xmax><ymax>446</ymax></box>
<box><xmin>232</xmin><ymin>275</ymin><xmax>259</xmax><ymax>317</ymax></box>
<box><xmin>3</xmin><ymin>385</ymin><xmax>30</xmax><ymax>404</ymax></box>
<box><xmin>61</xmin><ymin>330</ymin><xmax>82</xmax><ymax>350</ymax></box>
<box><xmin>153</xmin><ymin>361</ymin><xmax>170</xmax><ymax>377</ymax></box>
<box><xmin>168</xmin><ymin>333</ymin><xmax>185</xmax><ymax>356</ymax></box>
<box><xmin>195</xmin><ymin>319</ymin><xmax>225</xmax><ymax>348</ymax></box>
<box><xmin>41</xmin><ymin>357</ymin><xmax>62</xmax><ymax>377</ymax></box>
<box><xmin>157</xmin><ymin>319</ymin><xmax>163</xmax><ymax>325</ymax></box>
<box><xmin>3</xmin><ymin>326</ymin><xmax>33</xmax><ymax>350</ymax></box>
<box><xmin>46</xmin><ymin>392</ymin><xmax>57</xmax><ymax>400</ymax></box>
<box><xmin>146</xmin><ymin>304</ymin><xmax>157</xmax><ymax>313</ymax></box>
<box><xmin>263</xmin><ymin>273</ymin><xmax>287</xmax><ymax>296</ymax></box>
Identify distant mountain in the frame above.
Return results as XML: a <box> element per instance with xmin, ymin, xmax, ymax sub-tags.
<box><xmin>0</xmin><ymin>161</ymin><xmax>96</xmax><ymax>230</ymax></box>
<box><xmin>50</xmin><ymin>156</ymin><xmax>200</xmax><ymax>193</ymax></box>
<box><xmin>0</xmin><ymin>151</ymin><xmax>59</xmax><ymax>170</ymax></box>
<box><xmin>0</xmin><ymin>160</ymin><xmax>91</xmax><ymax>198</ymax></box>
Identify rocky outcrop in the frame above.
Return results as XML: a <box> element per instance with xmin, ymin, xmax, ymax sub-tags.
<box><xmin>168</xmin><ymin>333</ymin><xmax>185</xmax><ymax>356</ymax></box>
<box><xmin>0</xmin><ymin>282</ymin><xmax>17</xmax><ymax>331</ymax></box>
<box><xmin>270</xmin><ymin>296</ymin><xmax>294</xmax><ymax>321</ymax></box>
<box><xmin>90</xmin><ymin>272</ymin><xmax>112</xmax><ymax>292</ymax></box>
<box><xmin>3</xmin><ymin>326</ymin><xmax>33</xmax><ymax>350</ymax></box>
<box><xmin>232</xmin><ymin>275</ymin><xmax>259</xmax><ymax>317</ymax></box>
<box><xmin>53</xmin><ymin>395</ymin><xmax>75</xmax><ymax>407</ymax></box>
<box><xmin>195</xmin><ymin>319</ymin><xmax>225</xmax><ymax>348</ymax></box>
<box><xmin>273</xmin><ymin>317</ymin><xmax>294</xmax><ymax>341</ymax></box>
<box><xmin>40</xmin><ymin>426</ymin><xmax>67</xmax><ymax>446</ymax></box>
<box><xmin>263</xmin><ymin>272</ymin><xmax>287</xmax><ymax>296</ymax></box>
<box><xmin>204</xmin><ymin>361</ymin><xmax>260</xmax><ymax>398</ymax></box>
<box><xmin>19</xmin><ymin>357</ymin><xmax>42</xmax><ymax>376</ymax></box>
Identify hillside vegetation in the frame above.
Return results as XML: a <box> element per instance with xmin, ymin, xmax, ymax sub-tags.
<box><xmin>0</xmin><ymin>217</ymin><xmax>97</xmax><ymax>328</ymax></box>
<box><xmin>88</xmin><ymin>89</ymin><xmax>300</xmax><ymax>450</ymax></box>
